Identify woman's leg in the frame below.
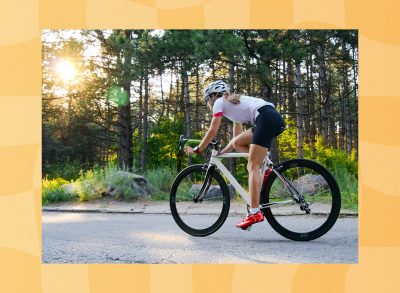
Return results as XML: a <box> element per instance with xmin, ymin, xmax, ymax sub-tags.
<box><xmin>236</xmin><ymin>143</ymin><xmax>268</xmax><ymax>229</ymax></box>
<box><xmin>232</xmin><ymin>129</ymin><xmax>268</xmax><ymax>207</ymax></box>
<box><xmin>232</xmin><ymin>128</ymin><xmax>253</xmax><ymax>153</ymax></box>
<box><xmin>247</xmin><ymin>144</ymin><xmax>269</xmax><ymax>208</ymax></box>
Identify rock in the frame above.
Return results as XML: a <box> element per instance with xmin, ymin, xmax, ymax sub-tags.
<box><xmin>113</xmin><ymin>170</ymin><xmax>135</xmax><ymax>180</ymax></box>
<box><xmin>109</xmin><ymin>171</ymin><xmax>152</xmax><ymax>198</ymax></box>
<box><xmin>61</xmin><ymin>182</ymin><xmax>79</xmax><ymax>196</ymax></box>
<box><xmin>272</xmin><ymin>174</ymin><xmax>328</xmax><ymax>197</ymax></box>
<box><xmin>108</xmin><ymin>188</ymin><xmax>118</xmax><ymax>197</ymax></box>
<box><xmin>133</xmin><ymin>175</ymin><xmax>148</xmax><ymax>187</ymax></box>
<box><xmin>292</xmin><ymin>174</ymin><xmax>328</xmax><ymax>196</ymax></box>
<box><xmin>190</xmin><ymin>184</ymin><xmax>235</xmax><ymax>199</ymax></box>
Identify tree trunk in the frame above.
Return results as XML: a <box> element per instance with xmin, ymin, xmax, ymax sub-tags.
<box><xmin>327</xmin><ymin>61</ymin><xmax>336</xmax><ymax>149</ymax></box>
<box><xmin>137</xmin><ymin>74</ymin><xmax>143</xmax><ymax>170</ymax></box>
<box><xmin>282</xmin><ymin>60</ymin><xmax>288</xmax><ymax>115</ymax></box>
<box><xmin>309</xmin><ymin>55</ymin><xmax>317</xmax><ymax>157</ymax></box>
<box><xmin>273</xmin><ymin>61</ymin><xmax>279</xmax><ymax>106</ymax></box>
<box><xmin>304</xmin><ymin>55</ymin><xmax>311</xmax><ymax>146</ymax></box>
<box><xmin>183</xmin><ymin>69</ymin><xmax>192</xmax><ymax>165</ymax></box>
<box><xmin>352</xmin><ymin>46</ymin><xmax>359</xmax><ymax>159</ymax></box>
<box><xmin>195</xmin><ymin>63</ymin><xmax>200</xmax><ymax>133</ymax></box>
<box><xmin>294</xmin><ymin>31</ymin><xmax>304</xmax><ymax>159</ymax></box>
<box><xmin>183</xmin><ymin>70</ymin><xmax>191</xmax><ymax>138</ymax></box>
<box><xmin>317</xmin><ymin>43</ymin><xmax>329</xmax><ymax>145</ymax></box>
<box><xmin>251</xmin><ymin>74</ymin><xmax>256</xmax><ymax>96</ymax></box>
<box><xmin>160</xmin><ymin>71</ymin><xmax>165</xmax><ymax>119</ymax></box>
<box><xmin>117</xmin><ymin>30</ymin><xmax>133</xmax><ymax>170</ymax></box>
<box><xmin>342</xmin><ymin>41</ymin><xmax>353</xmax><ymax>155</ymax></box>
<box><xmin>228</xmin><ymin>61</ymin><xmax>236</xmax><ymax>176</ymax></box>
<box><xmin>339</xmin><ymin>86</ymin><xmax>345</xmax><ymax>150</ymax></box>
<box><xmin>346</xmin><ymin>90</ymin><xmax>352</xmax><ymax>155</ymax></box>
<box><xmin>329</xmin><ymin>100</ymin><xmax>337</xmax><ymax>148</ymax></box>
<box><xmin>105</xmin><ymin>96</ymin><xmax>111</xmax><ymax>164</ymax></box>
<box><xmin>287</xmin><ymin>60</ymin><xmax>296</xmax><ymax>114</ymax></box>
<box><xmin>140</xmin><ymin>71</ymin><xmax>149</xmax><ymax>171</ymax></box>
<box><xmin>166</xmin><ymin>68</ymin><xmax>173</xmax><ymax>118</ymax></box>
<box><xmin>247</xmin><ymin>71</ymin><xmax>251</xmax><ymax>95</ymax></box>
<box><xmin>175</xmin><ymin>67</ymin><xmax>181</xmax><ymax>112</ymax></box>
<box><xmin>269</xmin><ymin>61</ymin><xmax>280</xmax><ymax>163</ymax></box>
<box><xmin>117</xmin><ymin>84</ymin><xmax>133</xmax><ymax>170</ymax></box>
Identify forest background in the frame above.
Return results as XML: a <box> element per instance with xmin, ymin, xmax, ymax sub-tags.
<box><xmin>42</xmin><ymin>29</ymin><xmax>358</xmax><ymax>209</ymax></box>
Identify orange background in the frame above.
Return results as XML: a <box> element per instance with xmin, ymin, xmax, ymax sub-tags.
<box><xmin>1</xmin><ymin>0</ymin><xmax>399</xmax><ymax>292</ymax></box>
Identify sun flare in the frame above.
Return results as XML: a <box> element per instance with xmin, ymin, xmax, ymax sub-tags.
<box><xmin>56</xmin><ymin>59</ymin><xmax>77</xmax><ymax>83</ymax></box>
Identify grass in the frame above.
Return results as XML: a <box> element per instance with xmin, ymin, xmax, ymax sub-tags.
<box><xmin>144</xmin><ymin>166</ymin><xmax>177</xmax><ymax>201</ymax></box>
<box><xmin>42</xmin><ymin>177</ymin><xmax>77</xmax><ymax>204</ymax></box>
<box><xmin>332</xmin><ymin>163</ymin><xmax>358</xmax><ymax>211</ymax></box>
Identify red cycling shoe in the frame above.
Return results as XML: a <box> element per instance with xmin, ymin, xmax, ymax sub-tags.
<box><xmin>236</xmin><ymin>211</ymin><xmax>264</xmax><ymax>230</ymax></box>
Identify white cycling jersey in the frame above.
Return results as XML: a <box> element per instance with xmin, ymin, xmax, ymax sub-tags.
<box><xmin>212</xmin><ymin>95</ymin><xmax>274</xmax><ymax>125</ymax></box>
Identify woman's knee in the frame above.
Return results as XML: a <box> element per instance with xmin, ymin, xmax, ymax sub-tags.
<box><xmin>232</xmin><ymin>137</ymin><xmax>241</xmax><ymax>150</ymax></box>
<box><xmin>247</xmin><ymin>160</ymin><xmax>262</xmax><ymax>173</ymax></box>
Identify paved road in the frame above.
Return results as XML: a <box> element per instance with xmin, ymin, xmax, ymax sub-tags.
<box><xmin>42</xmin><ymin>212</ymin><xmax>358</xmax><ymax>264</ymax></box>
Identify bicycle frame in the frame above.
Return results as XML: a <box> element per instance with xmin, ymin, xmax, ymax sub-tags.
<box><xmin>208</xmin><ymin>149</ymin><xmax>296</xmax><ymax>209</ymax></box>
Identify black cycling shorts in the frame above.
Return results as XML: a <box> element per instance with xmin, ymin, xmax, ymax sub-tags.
<box><xmin>251</xmin><ymin>105</ymin><xmax>285</xmax><ymax>149</ymax></box>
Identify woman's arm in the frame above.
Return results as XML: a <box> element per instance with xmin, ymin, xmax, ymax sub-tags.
<box><xmin>185</xmin><ymin>116</ymin><xmax>222</xmax><ymax>154</ymax></box>
<box><xmin>220</xmin><ymin>122</ymin><xmax>242</xmax><ymax>154</ymax></box>
<box><xmin>233</xmin><ymin>122</ymin><xmax>242</xmax><ymax>137</ymax></box>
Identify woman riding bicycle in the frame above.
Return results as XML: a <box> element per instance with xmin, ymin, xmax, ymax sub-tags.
<box><xmin>185</xmin><ymin>80</ymin><xmax>285</xmax><ymax>230</ymax></box>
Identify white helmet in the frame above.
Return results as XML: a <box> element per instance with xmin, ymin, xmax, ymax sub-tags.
<box><xmin>203</xmin><ymin>80</ymin><xmax>230</xmax><ymax>101</ymax></box>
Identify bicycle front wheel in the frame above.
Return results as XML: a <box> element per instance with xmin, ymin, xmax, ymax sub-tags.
<box><xmin>261</xmin><ymin>159</ymin><xmax>341</xmax><ymax>241</ymax></box>
<box><xmin>170</xmin><ymin>164</ymin><xmax>230</xmax><ymax>237</ymax></box>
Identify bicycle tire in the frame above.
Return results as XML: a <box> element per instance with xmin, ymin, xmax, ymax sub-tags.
<box><xmin>261</xmin><ymin>159</ymin><xmax>341</xmax><ymax>241</ymax></box>
<box><xmin>170</xmin><ymin>164</ymin><xmax>230</xmax><ymax>237</ymax></box>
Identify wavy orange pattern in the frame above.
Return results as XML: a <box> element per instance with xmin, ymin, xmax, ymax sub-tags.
<box><xmin>0</xmin><ymin>0</ymin><xmax>399</xmax><ymax>292</ymax></box>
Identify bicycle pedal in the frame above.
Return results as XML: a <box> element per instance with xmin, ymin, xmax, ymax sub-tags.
<box><xmin>241</xmin><ymin>225</ymin><xmax>252</xmax><ymax>231</ymax></box>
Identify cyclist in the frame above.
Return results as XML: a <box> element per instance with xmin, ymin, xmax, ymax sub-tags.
<box><xmin>185</xmin><ymin>80</ymin><xmax>285</xmax><ymax>230</ymax></box>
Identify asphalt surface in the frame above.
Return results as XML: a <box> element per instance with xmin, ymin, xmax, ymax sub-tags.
<box><xmin>42</xmin><ymin>212</ymin><xmax>358</xmax><ymax>264</ymax></box>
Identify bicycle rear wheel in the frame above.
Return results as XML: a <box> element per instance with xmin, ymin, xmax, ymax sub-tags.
<box><xmin>170</xmin><ymin>164</ymin><xmax>230</xmax><ymax>237</ymax></box>
<box><xmin>261</xmin><ymin>159</ymin><xmax>341</xmax><ymax>241</ymax></box>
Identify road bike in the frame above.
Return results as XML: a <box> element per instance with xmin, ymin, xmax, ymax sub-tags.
<box><xmin>170</xmin><ymin>135</ymin><xmax>341</xmax><ymax>241</ymax></box>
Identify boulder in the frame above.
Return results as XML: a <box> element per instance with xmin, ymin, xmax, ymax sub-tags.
<box><xmin>293</xmin><ymin>174</ymin><xmax>328</xmax><ymax>195</ymax></box>
<box><xmin>190</xmin><ymin>184</ymin><xmax>235</xmax><ymax>199</ymax></box>
<box><xmin>106</xmin><ymin>171</ymin><xmax>152</xmax><ymax>198</ymax></box>
<box><xmin>272</xmin><ymin>174</ymin><xmax>328</xmax><ymax>197</ymax></box>
<box><xmin>61</xmin><ymin>182</ymin><xmax>80</xmax><ymax>196</ymax></box>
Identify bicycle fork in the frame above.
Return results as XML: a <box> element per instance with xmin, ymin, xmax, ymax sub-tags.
<box><xmin>193</xmin><ymin>164</ymin><xmax>214</xmax><ymax>203</ymax></box>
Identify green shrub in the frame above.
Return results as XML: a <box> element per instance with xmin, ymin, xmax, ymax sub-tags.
<box><xmin>43</xmin><ymin>163</ymin><xmax>149</xmax><ymax>203</ymax></box>
<box><xmin>76</xmin><ymin>169</ymin><xmax>106</xmax><ymax>201</ymax></box>
<box><xmin>331</xmin><ymin>163</ymin><xmax>358</xmax><ymax>211</ymax></box>
<box><xmin>277</xmin><ymin>120</ymin><xmax>312</xmax><ymax>160</ymax></box>
<box><xmin>43</xmin><ymin>161</ymin><xmax>83</xmax><ymax>181</ymax></box>
<box><xmin>42</xmin><ymin>177</ymin><xmax>76</xmax><ymax>204</ymax></box>
<box><xmin>74</xmin><ymin>163</ymin><xmax>152</xmax><ymax>201</ymax></box>
<box><xmin>145</xmin><ymin>166</ymin><xmax>176</xmax><ymax>192</ymax></box>
<box><xmin>109</xmin><ymin>170</ymin><xmax>138</xmax><ymax>200</ymax></box>
<box><xmin>314</xmin><ymin>136</ymin><xmax>358</xmax><ymax>177</ymax></box>
<box><xmin>144</xmin><ymin>166</ymin><xmax>177</xmax><ymax>200</ymax></box>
